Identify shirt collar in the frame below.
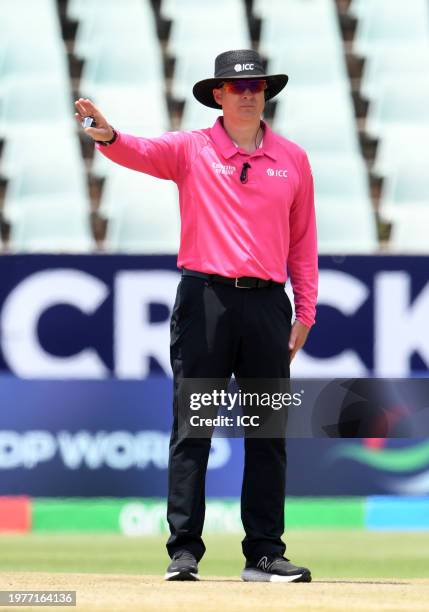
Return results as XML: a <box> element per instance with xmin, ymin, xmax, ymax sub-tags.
<box><xmin>210</xmin><ymin>116</ymin><xmax>277</xmax><ymax>161</ymax></box>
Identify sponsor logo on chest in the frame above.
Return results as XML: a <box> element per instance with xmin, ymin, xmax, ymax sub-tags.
<box><xmin>212</xmin><ymin>162</ymin><xmax>236</xmax><ymax>175</ymax></box>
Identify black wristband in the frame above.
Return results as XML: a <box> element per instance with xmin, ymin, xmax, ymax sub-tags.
<box><xmin>95</xmin><ymin>126</ymin><xmax>117</xmax><ymax>146</ymax></box>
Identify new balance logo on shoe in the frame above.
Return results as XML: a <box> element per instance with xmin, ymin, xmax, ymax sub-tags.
<box><xmin>257</xmin><ymin>556</ymin><xmax>275</xmax><ymax>572</ymax></box>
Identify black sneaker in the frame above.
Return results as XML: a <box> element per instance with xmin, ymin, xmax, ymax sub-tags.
<box><xmin>164</xmin><ymin>550</ymin><xmax>200</xmax><ymax>581</ymax></box>
<box><xmin>241</xmin><ymin>555</ymin><xmax>312</xmax><ymax>583</ymax></box>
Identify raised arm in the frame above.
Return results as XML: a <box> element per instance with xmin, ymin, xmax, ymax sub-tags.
<box><xmin>74</xmin><ymin>97</ymin><xmax>190</xmax><ymax>182</ymax></box>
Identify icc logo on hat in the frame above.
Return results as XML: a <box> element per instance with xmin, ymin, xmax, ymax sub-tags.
<box><xmin>234</xmin><ymin>63</ymin><xmax>255</xmax><ymax>72</ymax></box>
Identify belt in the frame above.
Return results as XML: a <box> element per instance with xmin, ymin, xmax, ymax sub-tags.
<box><xmin>181</xmin><ymin>267</ymin><xmax>285</xmax><ymax>289</ymax></box>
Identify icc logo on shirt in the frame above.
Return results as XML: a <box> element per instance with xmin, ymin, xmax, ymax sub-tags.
<box><xmin>267</xmin><ymin>168</ymin><xmax>288</xmax><ymax>178</ymax></box>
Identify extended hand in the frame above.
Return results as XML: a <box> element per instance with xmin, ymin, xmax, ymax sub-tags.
<box><xmin>288</xmin><ymin>319</ymin><xmax>310</xmax><ymax>364</ymax></box>
<box><xmin>74</xmin><ymin>97</ymin><xmax>113</xmax><ymax>142</ymax></box>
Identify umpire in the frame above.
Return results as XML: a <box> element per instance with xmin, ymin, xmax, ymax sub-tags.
<box><xmin>75</xmin><ymin>49</ymin><xmax>318</xmax><ymax>583</ymax></box>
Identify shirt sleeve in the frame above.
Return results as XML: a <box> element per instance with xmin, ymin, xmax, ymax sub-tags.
<box><xmin>94</xmin><ymin>129</ymin><xmax>192</xmax><ymax>183</ymax></box>
<box><xmin>287</xmin><ymin>150</ymin><xmax>318</xmax><ymax>329</ymax></box>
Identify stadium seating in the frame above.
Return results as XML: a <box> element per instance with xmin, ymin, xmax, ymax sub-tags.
<box><xmin>273</xmin><ymin>85</ymin><xmax>361</xmax><ymax>157</ymax></box>
<box><xmin>3</xmin><ymin>148</ymin><xmax>89</xmax><ymax>222</ymax></box>
<box><xmin>66</xmin><ymin>0</ymin><xmax>86</xmax><ymax>21</ymax></box>
<box><xmin>4</xmin><ymin>145</ymin><xmax>93</xmax><ymax>252</ymax></box>
<box><xmin>101</xmin><ymin>168</ymin><xmax>180</xmax><ymax>253</ymax></box>
<box><xmin>73</xmin><ymin>0</ymin><xmax>158</xmax><ymax>60</ymax></box>
<box><xmin>0</xmin><ymin>77</ymin><xmax>73</xmax><ymax>138</ymax></box>
<box><xmin>8</xmin><ymin>196</ymin><xmax>94</xmax><ymax>252</ymax></box>
<box><xmin>173</xmin><ymin>53</ymin><xmax>228</xmax><ymax>102</ymax></box>
<box><xmin>365</xmin><ymin>78</ymin><xmax>429</xmax><ymax>138</ymax></box>
<box><xmin>79</xmin><ymin>40</ymin><xmax>163</xmax><ymax>97</ymax></box>
<box><xmin>167</xmin><ymin>4</ymin><xmax>249</xmax><ymax>59</ymax></box>
<box><xmin>259</xmin><ymin>0</ymin><xmax>343</xmax><ymax>57</ymax></box>
<box><xmin>162</xmin><ymin>0</ymin><xmax>242</xmax><ymax>18</ymax></box>
<box><xmin>372</xmin><ymin>125</ymin><xmax>429</xmax><ymax>177</ymax></box>
<box><xmin>311</xmin><ymin>154</ymin><xmax>371</xmax><ymax>202</ymax></box>
<box><xmin>316</xmin><ymin>199</ymin><xmax>378</xmax><ymax>254</ymax></box>
<box><xmin>267</xmin><ymin>44</ymin><xmax>349</xmax><ymax>90</ymax></box>
<box><xmin>311</xmin><ymin>154</ymin><xmax>378</xmax><ymax>253</ymax></box>
<box><xmin>0</xmin><ymin>38</ymin><xmax>69</xmax><ymax>94</ymax></box>
<box><xmin>180</xmin><ymin>100</ymin><xmax>221</xmax><ymax>131</ymax></box>
<box><xmin>353</xmin><ymin>0</ymin><xmax>429</xmax><ymax>56</ymax></box>
<box><xmin>0</xmin><ymin>126</ymin><xmax>83</xmax><ymax>180</ymax></box>
<box><xmin>360</xmin><ymin>42</ymin><xmax>429</xmax><ymax>102</ymax></box>
<box><xmin>315</xmin><ymin>204</ymin><xmax>378</xmax><ymax>254</ymax></box>
<box><xmin>89</xmin><ymin>86</ymin><xmax>169</xmax><ymax>131</ymax></box>
<box><xmin>389</xmin><ymin>206</ymin><xmax>429</xmax><ymax>252</ymax></box>
<box><xmin>379</xmin><ymin>161</ymin><xmax>429</xmax><ymax>222</ymax></box>
<box><xmin>1</xmin><ymin>0</ymin><xmax>63</xmax><ymax>38</ymax></box>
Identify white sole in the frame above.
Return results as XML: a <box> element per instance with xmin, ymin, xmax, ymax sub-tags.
<box><xmin>164</xmin><ymin>571</ymin><xmax>200</xmax><ymax>581</ymax></box>
<box><xmin>270</xmin><ymin>573</ymin><xmax>303</xmax><ymax>582</ymax></box>
<box><xmin>241</xmin><ymin>569</ymin><xmax>305</xmax><ymax>583</ymax></box>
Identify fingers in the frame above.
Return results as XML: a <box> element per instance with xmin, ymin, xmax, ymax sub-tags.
<box><xmin>74</xmin><ymin>98</ymin><xmax>93</xmax><ymax>116</ymax></box>
<box><xmin>74</xmin><ymin>98</ymin><xmax>105</xmax><ymax>124</ymax></box>
<box><xmin>74</xmin><ymin>99</ymin><xmax>88</xmax><ymax>118</ymax></box>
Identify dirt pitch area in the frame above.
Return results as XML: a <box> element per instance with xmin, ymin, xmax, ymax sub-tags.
<box><xmin>1</xmin><ymin>572</ymin><xmax>428</xmax><ymax>612</ymax></box>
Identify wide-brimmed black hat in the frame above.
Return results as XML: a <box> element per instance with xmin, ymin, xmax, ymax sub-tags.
<box><xmin>192</xmin><ymin>49</ymin><xmax>288</xmax><ymax>109</ymax></box>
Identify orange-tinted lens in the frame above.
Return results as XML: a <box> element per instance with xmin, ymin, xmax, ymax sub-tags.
<box><xmin>223</xmin><ymin>79</ymin><xmax>267</xmax><ymax>94</ymax></box>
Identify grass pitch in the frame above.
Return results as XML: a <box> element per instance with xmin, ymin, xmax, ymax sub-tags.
<box><xmin>0</xmin><ymin>531</ymin><xmax>428</xmax><ymax>611</ymax></box>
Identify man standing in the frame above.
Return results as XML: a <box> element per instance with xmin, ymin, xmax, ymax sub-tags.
<box><xmin>75</xmin><ymin>49</ymin><xmax>317</xmax><ymax>583</ymax></box>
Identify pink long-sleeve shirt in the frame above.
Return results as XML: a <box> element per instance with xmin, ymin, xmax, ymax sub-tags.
<box><xmin>96</xmin><ymin>116</ymin><xmax>318</xmax><ymax>328</ymax></box>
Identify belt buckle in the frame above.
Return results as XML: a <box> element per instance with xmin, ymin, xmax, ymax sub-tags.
<box><xmin>235</xmin><ymin>277</ymin><xmax>251</xmax><ymax>289</ymax></box>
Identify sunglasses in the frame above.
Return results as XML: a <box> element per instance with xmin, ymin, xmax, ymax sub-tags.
<box><xmin>218</xmin><ymin>79</ymin><xmax>268</xmax><ymax>94</ymax></box>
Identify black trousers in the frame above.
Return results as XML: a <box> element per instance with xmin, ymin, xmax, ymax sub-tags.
<box><xmin>166</xmin><ymin>274</ymin><xmax>292</xmax><ymax>562</ymax></box>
